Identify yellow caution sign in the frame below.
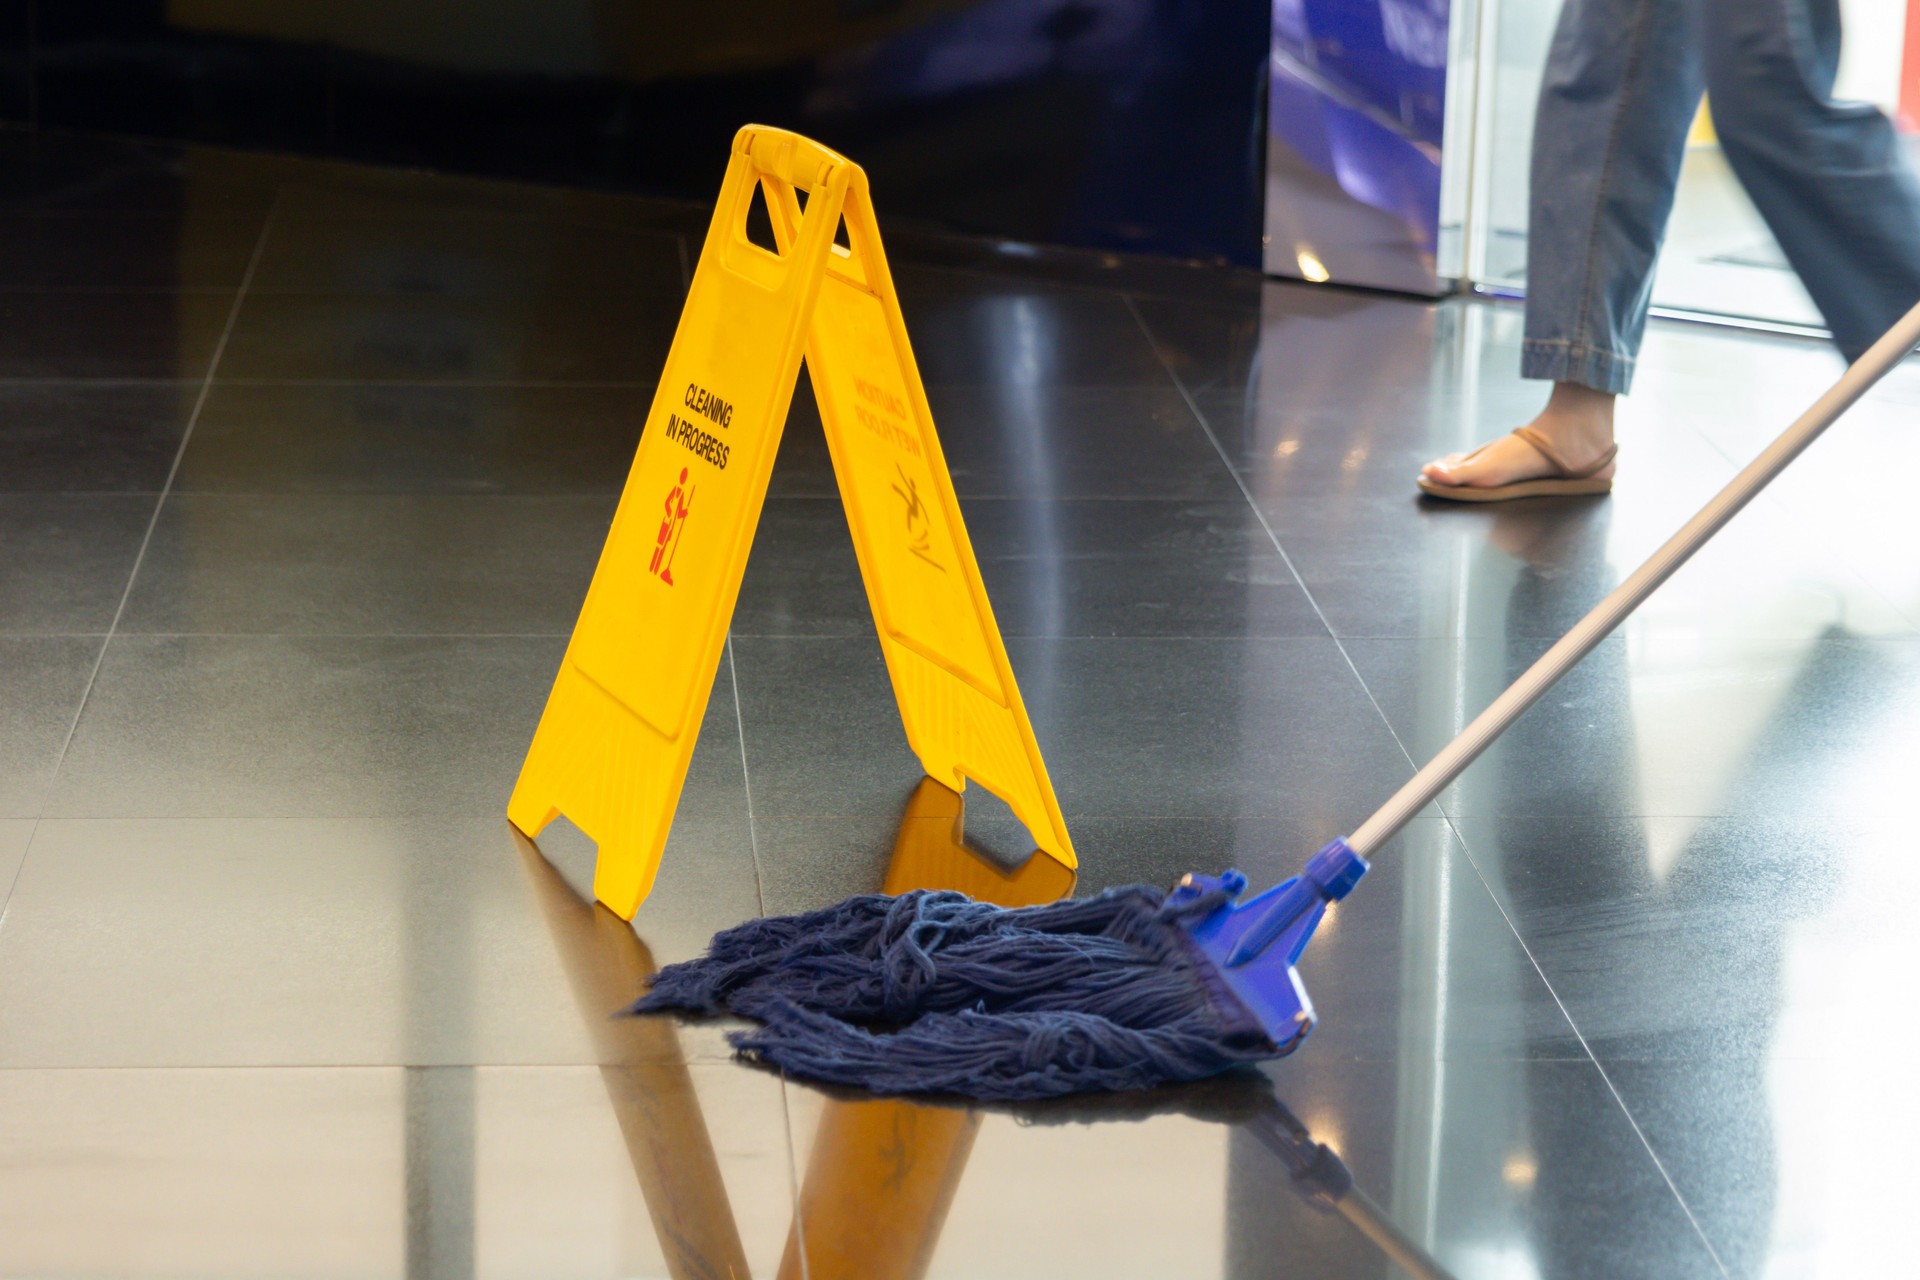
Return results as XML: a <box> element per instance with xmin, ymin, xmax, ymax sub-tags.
<box><xmin>508</xmin><ymin>126</ymin><xmax>1077</xmax><ymax>917</ymax></box>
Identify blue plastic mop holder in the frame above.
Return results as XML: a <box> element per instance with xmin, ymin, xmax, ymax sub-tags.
<box><xmin>1172</xmin><ymin>839</ymin><xmax>1369</xmax><ymax>1056</ymax></box>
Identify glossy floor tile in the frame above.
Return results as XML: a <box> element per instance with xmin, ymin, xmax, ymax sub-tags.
<box><xmin>1606</xmin><ymin>1054</ymin><xmax>1920</xmax><ymax>1279</ymax></box>
<box><xmin>891</xmin><ymin>270</ymin><xmax>1173</xmax><ymax>386</ymax></box>
<box><xmin>0</xmin><ymin>494</ymin><xmax>153</xmax><ymax>632</ymax></box>
<box><xmin>0</xmin><ymin>130</ymin><xmax>282</xmax><ymax>216</ymax></box>
<box><xmin>0</xmin><ymin>636</ymin><xmax>103</xmax><ymax>818</ymax></box>
<box><xmin>733</xmin><ymin>496</ymin><xmax>1321</xmax><ymax>638</ymax></box>
<box><xmin>119</xmin><ymin>493</ymin><xmax>614</xmax><ymax>634</ymax></box>
<box><xmin>1450</xmin><ymin>810</ymin><xmax>1920</xmax><ymax>1277</ymax></box>
<box><xmin>44</xmin><ymin>634</ymin><xmax>748</xmax><ymax>821</ymax></box>
<box><xmin>1138</xmin><ymin>295</ymin><xmax>1918</xmax><ymax>642</ymax></box>
<box><xmin>1449</xmin><ymin>814</ymin><xmax>1918</xmax><ymax>1064</ymax></box>
<box><xmin>0</xmin><ymin>1063</ymin><xmax>799</xmax><ymax>1279</ymax></box>
<box><xmin>0</xmin><ymin>814</ymin><xmax>754</xmax><ymax>1067</ymax></box>
<box><xmin>215</xmin><ymin>292</ymin><xmax>674</xmax><ymax>383</ymax></box>
<box><xmin>0</xmin><ymin>212</ymin><xmax>266</xmax><ymax>289</ymax></box>
<box><xmin>767</xmin><ymin>379</ymin><xmax>1241</xmax><ymax>501</ymax></box>
<box><xmin>0</xmin><ymin>288</ymin><xmax>233</xmax><ymax>377</ymax></box>
<box><xmin>0</xmin><ymin>381</ymin><xmax>199</xmax><ymax>493</ymax></box>
<box><xmin>269</xmin><ymin>164</ymin><xmax>709</xmax><ymax>234</ymax></box>
<box><xmin>727</xmin><ymin>633</ymin><xmax>1418</xmax><ymax>828</ymax></box>
<box><xmin>1348</xmin><ymin>633</ymin><xmax>1920</xmax><ymax>820</ymax></box>
<box><xmin>247</xmin><ymin>215</ymin><xmax>685</xmax><ymax>299</ymax></box>
<box><xmin>0</xmin><ymin>820</ymin><xmax>30</xmax><ymax>899</ymax></box>
<box><xmin>44</xmin><ymin>634</ymin><xmax>572</xmax><ymax>818</ymax></box>
<box><xmin>780</xmin><ymin>1057</ymin><xmax>1723</xmax><ymax>1280</ymax></box>
<box><xmin>174</xmin><ymin>381</ymin><xmax>651</xmax><ymax>494</ymax></box>
<box><xmin>1650</xmin><ymin>344</ymin><xmax>1920</xmax><ymax>630</ymax></box>
<box><xmin>9</xmin><ymin>130</ymin><xmax>1920</xmax><ymax>1277</ymax></box>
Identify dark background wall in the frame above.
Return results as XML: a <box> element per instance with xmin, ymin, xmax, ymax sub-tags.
<box><xmin>0</xmin><ymin>0</ymin><xmax>1270</xmax><ymax>266</ymax></box>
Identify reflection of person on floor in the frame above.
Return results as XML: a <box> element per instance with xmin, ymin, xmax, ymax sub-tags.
<box><xmin>1420</xmin><ymin>0</ymin><xmax>1920</xmax><ymax>502</ymax></box>
<box><xmin>1492</xmin><ymin>534</ymin><xmax>1862</xmax><ymax>1276</ymax></box>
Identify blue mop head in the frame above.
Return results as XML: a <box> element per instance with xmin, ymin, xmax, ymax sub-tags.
<box><xmin>629</xmin><ymin>840</ymin><xmax>1369</xmax><ymax>1101</ymax></box>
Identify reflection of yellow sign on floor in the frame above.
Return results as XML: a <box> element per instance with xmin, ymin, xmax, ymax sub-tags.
<box><xmin>782</xmin><ymin>778</ymin><xmax>1075</xmax><ymax>1280</ymax></box>
<box><xmin>509</xmin><ymin>126</ymin><xmax>1078</xmax><ymax>917</ymax></box>
<box><xmin>518</xmin><ymin>780</ymin><xmax>1075</xmax><ymax>1277</ymax></box>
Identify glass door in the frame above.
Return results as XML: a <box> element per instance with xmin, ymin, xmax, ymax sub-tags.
<box><xmin>1459</xmin><ymin>0</ymin><xmax>1920</xmax><ymax>333</ymax></box>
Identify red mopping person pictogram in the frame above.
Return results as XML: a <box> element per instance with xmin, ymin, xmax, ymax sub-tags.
<box><xmin>650</xmin><ymin>468</ymin><xmax>694</xmax><ymax>585</ymax></box>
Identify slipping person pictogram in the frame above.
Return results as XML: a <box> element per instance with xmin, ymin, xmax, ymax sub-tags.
<box><xmin>891</xmin><ymin>462</ymin><xmax>943</xmax><ymax>572</ymax></box>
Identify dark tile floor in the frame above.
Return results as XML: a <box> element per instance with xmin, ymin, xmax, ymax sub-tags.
<box><xmin>2</xmin><ymin>127</ymin><xmax>1917</xmax><ymax>1278</ymax></box>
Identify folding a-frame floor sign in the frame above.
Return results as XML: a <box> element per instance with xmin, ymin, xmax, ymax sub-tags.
<box><xmin>508</xmin><ymin>126</ymin><xmax>1078</xmax><ymax>917</ymax></box>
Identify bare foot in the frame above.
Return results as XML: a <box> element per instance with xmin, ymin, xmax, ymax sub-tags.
<box><xmin>1422</xmin><ymin>382</ymin><xmax>1618</xmax><ymax>489</ymax></box>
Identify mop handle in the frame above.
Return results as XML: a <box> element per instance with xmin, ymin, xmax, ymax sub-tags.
<box><xmin>1344</xmin><ymin>299</ymin><xmax>1920</xmax><ymax>859</ymax></box>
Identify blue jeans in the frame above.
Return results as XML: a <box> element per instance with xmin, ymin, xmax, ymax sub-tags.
<box><xmin>1524</xmin><ymin>0</ymin><xmax>1920</xmax><ymax>392</ymax></box>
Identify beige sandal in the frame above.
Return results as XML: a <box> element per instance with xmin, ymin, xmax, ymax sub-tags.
<box><xmin>1417</xmin><ymin>425</ymin><xmax>1617</xmax><ymax>503</ymax></box>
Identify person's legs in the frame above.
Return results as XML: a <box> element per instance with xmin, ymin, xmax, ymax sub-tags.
<box><xmin>1423</xmin><ymin>0</ymin><xmax>1704</xmax><ymax>493</ymax></box>
<box><xmin>1705</xmin><ymin>0</ymin><xmax>1920</xmax><ymax>360</ymax></box>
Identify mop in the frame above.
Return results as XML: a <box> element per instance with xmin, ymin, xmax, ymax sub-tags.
<box><xmin>633</xmin><ymin>300</ymin><xmax>1920</xmax><ymax>1100</ymax></box>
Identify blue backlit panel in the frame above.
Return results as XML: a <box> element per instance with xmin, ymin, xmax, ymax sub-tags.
<box><xmin>1265</xmin><ymin>0</ymin><xmax>1452</xmax><ymax>294</ymax></box>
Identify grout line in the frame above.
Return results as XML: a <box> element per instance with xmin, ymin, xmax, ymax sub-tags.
<box><xmin>72</xmin><ymin>495</ymin><xmax>626</xmax><ymax>504</ymax></box>
<box><xmin>0</xmin><ymin>491</ymin><xmax>619</xmax><ymax>501</ymax></box>
<box><xmin>20</xmin><ymin>632</ymin><xmax>573</xmax><ymax>640</ymax></box>
<box><xmin>36</xmin><ymin>191</ymin><xmax>282</xmax><ymax>812</ymax></box>
<box><xmin>1119</xmin><ymin>293</ymin><xmax>1431</xmax><ymax>802</ymax></box>
<box><xmin>724</xmin><ymin>635</ymin><xmax>769</xmax><ymax>920</ymax></box>
<box><xmin>208</xmin><ymin>378</ymin><xmax>658</xmax><ymax>389</ymax></box>
<box><xmin>0</xmin><ymin>804</ymin><xmax>1784</xmax><ymax>824</ymax></box>
<box><xmin>20</xmin><ymin>628</ymin><xmax>1873</xmax><ymax>648</ymax></box>
<box><xmin>749</xmin><ymin>493</ymin><xmax>1263</xmax><ymax>506</ymax></box>
<box><xmin>0</xmin><ymin>285</ymin><xmax>247</xmax><ymax>295</ymax></box>
<box><xmin>1681</xmin><ymin>408</ymin><xmax>1920</xmax><ymax>636</ymax></box>
<box><xmin>0</xmin><ymin>378</ymin><xmax>204</xmax><ymax>387</ymax></box>
<box><xmin>0</xmin><ymin>491</ymin><xmax>170</xmax><ymax>500</ymax></box>
<box><xmin>1437</xmin><ymin>826</ymin><xmax>1732</xmax><ymax>1275</ymax></box>
<box><xmin>776</xmin><ymin>1077</ymin><xmax>813</xmax><ymax>1280</ymax></box>
<box><xmin>0</xmin><ymin>1050</ymin><xmax>1606</xmax><ymax>1072</ymax></box>
<box><xmin>725</xmin><ymin>624</ymin><xmax>805</xmax><ymax>1256</ymax></box>
<box><xmin>0</xmin><ymin>1057</ymin><xmax>750</xmax><ymax>1072</ymax></box>
<box><xmin>0</xmin><ymin>819</ymin><xmax>37</xmax><ymax>929</ymax></box>
<box><xmin>1122</xmin><ymin>292</ymin><xmax>1730</xmax><ymax>1276</ymax></box>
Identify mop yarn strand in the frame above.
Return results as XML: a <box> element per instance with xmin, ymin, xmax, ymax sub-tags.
<box><xmin>731</xmin><ymin>998</ymin><xmax>1264</xmax><ymax>1101</ymax></box>
<box><xmin>631</xmin><ymin>876</ymin><xmax>1278</xmax><ymax>1099</ymax></box>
